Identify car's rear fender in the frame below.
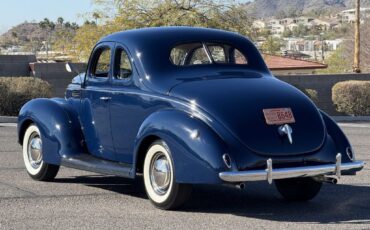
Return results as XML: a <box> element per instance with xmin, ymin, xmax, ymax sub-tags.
<box><xmin>134</xmin><ymin>109</ymin><xmax>231</xmax><ymax>184</ymax></box>
<box><xmin>18</xmin><ymin>98</ymin><xmax>85</xmax><ymax>165</ymax></box>
<box><xmin>319</xmin><ymin>110</ymin><xmax>354</xmax><ymax>163</ymax></box>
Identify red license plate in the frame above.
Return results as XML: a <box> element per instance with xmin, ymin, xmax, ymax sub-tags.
<box><xmin>263</xmin><ymin>108</ymin><xmax>295</xmax><ymax>125</ymax></box>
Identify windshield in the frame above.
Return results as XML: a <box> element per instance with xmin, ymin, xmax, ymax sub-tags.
<box><xmin>170</xmin><ymin>42</ymin><xmax>248</xmax><ymax>66</ymax></box>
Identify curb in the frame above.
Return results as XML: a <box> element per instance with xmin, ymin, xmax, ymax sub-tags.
<box><xmin>0</xmin><ymin>116</ymin><xmax>17</xmax><ymax>123</ymax></box>
<box><xmin>332</xmin><ymin>116</ymin><xmax>370</xmax><ymax>122</ymax></box>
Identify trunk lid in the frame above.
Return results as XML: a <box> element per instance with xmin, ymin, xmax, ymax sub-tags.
<box><xmin>169</xmin><ymin>77</ymin><xmax>325</xmax><ymax>156</ymax></box>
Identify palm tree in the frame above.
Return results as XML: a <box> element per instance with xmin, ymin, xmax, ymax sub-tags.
<box><xmin>64</xmin><ymin>22</ymin><xmax>71</xmax><ymax>29</ymax></box>
<box><xmin>353</xmin><ymin>0</ymin><xmax>361</xmax><ymax>73</ymax></box>
<box><xmin>39</xmin><ymin>18</ymin><xmax>56</xmax><ymax>60</ymax></box>
<box><xmin>57</xmin><ymin>17</ymin><xmax>64</xmax><ymax>27</ymax></box>
<box><xmin>92</xmin><ymin>12</ymin><xmax>100</xmax><ymax>25</ymax></box>
<box><xmin>11</xmin><ymin>32</ymin><xmax>18</xmax><ymax>46</ymax></box>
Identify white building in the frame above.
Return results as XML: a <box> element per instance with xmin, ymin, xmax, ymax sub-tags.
<box><xmin>283</xmin><ymin>38</ymin><xmax>343</xmax><ymax>61</ymax></box>
<box><xmin>337</xmin><ymin>8</ymin><xmax>370</xmax><ymax>23</ymax></box>
<box><xmin>286</xmin><ymin>23</ymin><xmax>298</xmax><ymax>31</ymax></box>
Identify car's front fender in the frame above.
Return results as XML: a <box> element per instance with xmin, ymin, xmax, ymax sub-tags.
<box><xmin>134</xmin><ymin>109</ymin><xmax>230</xmax><ymax>184</ymax></box>
<box><xmin>18</xmin><ymin>98</ymin><xmax>84</xmax><ymax>165</ymax></box>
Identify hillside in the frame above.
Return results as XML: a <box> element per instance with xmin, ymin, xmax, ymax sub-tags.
<box><xmin>244</xmin><ymin>0</ymin><xmax>370</xmax><ymax>18</ymax></box>
<box><xmin>0</xmin><ymin>22</ymin><xmax>48</xmax><ymax>48</ymax></box>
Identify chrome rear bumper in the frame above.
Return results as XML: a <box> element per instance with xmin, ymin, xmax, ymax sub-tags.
<box><xmin>219</xmin><ymin>153</ymin><xmax>365</xmax><ymax>184</ymax></box>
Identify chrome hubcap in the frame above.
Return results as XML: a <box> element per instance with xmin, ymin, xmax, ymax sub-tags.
<box><xmin>27</xmin><ymin>133</ymin><xmax>42</xmax><ymax>169</ymax></box>
<box><xmin>150</xmin><ymin>152</ymin><xmax>171</xmax><ymax>195</ymax></box>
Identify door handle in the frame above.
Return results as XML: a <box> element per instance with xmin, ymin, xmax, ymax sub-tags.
<box><xmin>99</xmin><ymin>96</ymin><xmax>111</xmax><ymax>101</ymax></box>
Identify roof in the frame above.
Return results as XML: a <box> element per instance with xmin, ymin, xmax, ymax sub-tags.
<box><xmin>101</xmin><ymin>26</ymin><xmax>245</xmax><ymax>47</ymax></box>
<box><xmin>99</xmin><ymin>26</ymin><xmax>268</xmax><ymax>74</ymax></box>
<box><xmin>263</xmin><ymin>54</ymin><xmax>327</xmax><ymax>70</ymax></box>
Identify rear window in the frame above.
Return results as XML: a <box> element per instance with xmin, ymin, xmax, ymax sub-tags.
<box><xmin>170</xmin><ymin>42</ymin><xmax>248</xmax><ymax>66</ymax></box>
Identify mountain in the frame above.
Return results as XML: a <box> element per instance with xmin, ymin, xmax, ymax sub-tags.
<box><xmin>0</xmin><ymin>22</ymin><xmax>46</xmax><ymax>47</ymax></box>
<box><xmin>244</xmin><ymin>0</ymin><xmax>370</xmax><ymax>18</ymax></box>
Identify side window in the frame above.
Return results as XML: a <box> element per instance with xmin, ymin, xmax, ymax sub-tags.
<box><xmin>189</xmin><ymin>47</ymin><xmax>211</xmax><ymax>65</ymax></box>
<box><xmin>114</xmin><ymin>48</ymin><xmax>132</xmax><ymax>80</ymax></box>
<box><xmin>208</xmin><ymin>45</ymin><xmax>226</xmax><ymax>63</ymax></box>
<box><xmin>233</xmin><ymin>49</ymin><xmax>248</xmax><ymax>65</ymax></box>
<box><xmin>92</xmin><ymin>47</ymin><xmax>111</xmax><ymax>78</ymax></box>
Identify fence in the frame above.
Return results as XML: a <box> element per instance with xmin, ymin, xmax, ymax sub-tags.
<box><xmin>277</xmin><ymin>73</ymin><xmax>370</xmax><ymax>115</ymax></box>
<box><xmin>0</xmin><ymin>55</ymin><xmax>36</xmax><ymax>76</ymax></box>
<box><xmin>1</xmin><ymin>58</ymin><xmax>370</xmax><ymax>116</ymax></box>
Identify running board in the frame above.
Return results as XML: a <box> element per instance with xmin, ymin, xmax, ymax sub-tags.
<box><xmin>61</xmin><ymin>154</ymin><xmax>134</xmax><ymax>178</ymax></box>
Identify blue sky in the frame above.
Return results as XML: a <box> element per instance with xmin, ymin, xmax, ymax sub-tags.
<box><xmin>0</xmin><ymin>0</ymin><xmax>95</xmax><ymax>34</ymax></box>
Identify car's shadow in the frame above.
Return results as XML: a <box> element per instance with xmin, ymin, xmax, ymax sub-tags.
<box><xmin>54</xmin><ymin>175</ymin><xmax>370</xmax><ymax>225</ymax></box>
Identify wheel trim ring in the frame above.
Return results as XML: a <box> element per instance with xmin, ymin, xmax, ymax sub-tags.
<box><xmin>143</xmin><ymin>143</ymin><xmax>174</xmax><ymax>204</ymax></box>
<box><xmin>149</xmin><ymin>152</ymin><xmax>172</xmax><ymax>195</ymax></box>
<box><xmin>23</xmin><ymin>125</ymin><xmax>44</xmax><ymax>176</ymax></box>
<box><xmin>27</xmin><ymin>133</ymin><xmax>43</xmax><ymax>169</ymax></box>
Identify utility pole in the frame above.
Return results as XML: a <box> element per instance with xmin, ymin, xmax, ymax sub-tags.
<box><xmin>353</xmin><ymin>0</ymin><xmax>361</xmax><ymax>73</ymax></box>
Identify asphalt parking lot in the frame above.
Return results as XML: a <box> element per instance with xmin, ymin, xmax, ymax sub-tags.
<box><xmin>0</xmin><ymin>123</ymin><xmax>369</xmax><ymax>230</ymax></box>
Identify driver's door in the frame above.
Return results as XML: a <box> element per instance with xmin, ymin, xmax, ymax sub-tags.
<box><xmin>80</xmin><ymin>42</ymin><xmax>116</xmax><ymax>161</ymax></box>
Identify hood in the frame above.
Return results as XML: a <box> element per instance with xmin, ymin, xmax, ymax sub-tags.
<box><xmin>169</xmin><ymin>77</ymin><xmax>326</xmax><ymax>156</ymax></box>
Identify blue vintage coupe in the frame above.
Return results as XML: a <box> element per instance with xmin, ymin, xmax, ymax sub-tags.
<box><xmin>18</xmin><ymin>27</ymin><xmax>364</xmax><ymax>209</ymax></box>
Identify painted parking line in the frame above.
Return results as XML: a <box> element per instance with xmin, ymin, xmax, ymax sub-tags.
<box><xmin>0</xmin><ymin>123</ymin><xmax>17</xmax><ymax>127</ymax></box>
<box><xmin>338</xmin><ymin>123</ymin><xmax>370</xmax><ymax>128</ymax></box>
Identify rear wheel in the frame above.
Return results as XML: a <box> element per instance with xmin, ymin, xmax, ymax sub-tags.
<box><xmin>22</xmin><ymin>124</ymin><xmax>59</xmax><ymax>181</ymax></box>
<box><xmin>143</xmin><ymin>140</ymin><xmax>192</xmax><ymax>210</ymax></box>
<box><xmin>275</xmin><ymin>177</ymin><xmax>322</xmax><ymax>201</ymax></box>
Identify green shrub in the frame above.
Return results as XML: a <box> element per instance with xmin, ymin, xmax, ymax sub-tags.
<box><xmin>0</xmin><ymin>77</ymin><xmax>52</xmax><ymax>116</ymax></box>
<box><xmin>332</xmin><ymin>80</ymin><xmax>370</xmax><ymax>116</ymax></box>
<box><xmin>293</xmin><ymin>85</ymin><xmax>318</xmax><ymax>104</ymax></box>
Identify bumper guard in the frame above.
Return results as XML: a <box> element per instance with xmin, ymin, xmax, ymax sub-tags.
<box><xmin>219</xmin><ymin>153</ymin><xmax>365</xmax><ymax>184</ymax></box>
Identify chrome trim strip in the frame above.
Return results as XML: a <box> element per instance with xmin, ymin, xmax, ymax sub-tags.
<box><xmin>219</xmin><ymin>161</ymin><xmax>365</xmax><ymax>183</ymax></box>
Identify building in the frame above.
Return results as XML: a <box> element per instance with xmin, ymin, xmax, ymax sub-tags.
<box><xmin>337</xmin><ymin>8</ymin><xmax>370</xmax><ymax>23</ymax></box>
<box><xmin>283</xmin><ymin>38</ymin><xmax>343</xmax><ymax>61</ymax></box>
<box><xmin>263</xmin><ymin>54</ymin><xmax>327</xmax><ymax>75</ymax></box>
<box><xmin>295</xmin><ymin>16</ymin><xmax>315</xmax><ymax>24</ymax></box>
<box><xmin>286</xmin><ymin>23</ymin><xmax>299</xmax><ymax>31</ymax></box>
<box><xmin>307</xmin><ymin>19</ymin><xmax>331</xmax><ymax>31</ymax></box>
<box><xmin>279</xmin><ymin>18</ymin><xmax>295</xmax><ymax>26</ymax></box>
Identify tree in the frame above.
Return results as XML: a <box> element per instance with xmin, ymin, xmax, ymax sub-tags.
<box><xmin>262</xmin><ymin>36</ymin><xmax>282</xmax><ymax>54</ymax></box>
<box><xmin>318</xmin><ymin>47</ymin><xmax>351</xmax><ymax>74</ymax></box>
<box><xmin>11</xmin><ymin>32</ymin><xmax>18</xmax><ymax>45</ymax></box>
<box><xmin>282</xmin><ymin>28</ymin><xmax>293</xmax><ymax>38</ymax></box>
<box><xmin>39</xmin><ymin>18</ymin><xmax>56</xmax><ymax>60</ymax></box>
<box><xmin>57</xmin><ymin>17</ymin><xmax>64</xmax><ymax>27</ymax></box>
<box><xmin>92</xmin><ymin>12</ymin><xmax>101</xmax><ymax>25</ymax></box>
<box><xmin>71</xmin><ymin>0</ymin><xmax>254</xmax><ymax>61</ymax></box>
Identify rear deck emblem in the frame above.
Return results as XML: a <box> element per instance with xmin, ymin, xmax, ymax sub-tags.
<box><xmin>278</xmin><ymin>124</ymin><xmax>293</xmax><ymax>144</ymax></box>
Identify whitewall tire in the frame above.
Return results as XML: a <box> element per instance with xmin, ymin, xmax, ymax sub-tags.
<box><xmin>22</xmin><ymin>124</ymin><xmax>59</xmax><ymax>181</ymax></box>
<box><xmin>143</xmin><ymin>140</ymin><xmax>192</xmax><ymax>209</ymax></box>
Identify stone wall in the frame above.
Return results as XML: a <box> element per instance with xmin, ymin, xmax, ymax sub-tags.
<box><xmin>0</xmin><ymin>55</ymin><xmax>36</xmax><ymax>76</ymax></box>
<box><xmin>276</xmin><ymin>73</ymin><xmax>370</xmax><ymax>115</ymax></box>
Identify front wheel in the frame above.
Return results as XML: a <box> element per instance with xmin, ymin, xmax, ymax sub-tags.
<box><xmin>22</xmin><ymin>124</ymin><xmax>59</xmax><ymax>181</ymax></box>
<box><xmin>143</xmin><ymin>140</ymin><xmax>192</xmax><ymax>210</ymax></box>
<box><xmin>275</xmin><ymin>177</ymin><xmax>322</xmax><ymax>201</ymax></box>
